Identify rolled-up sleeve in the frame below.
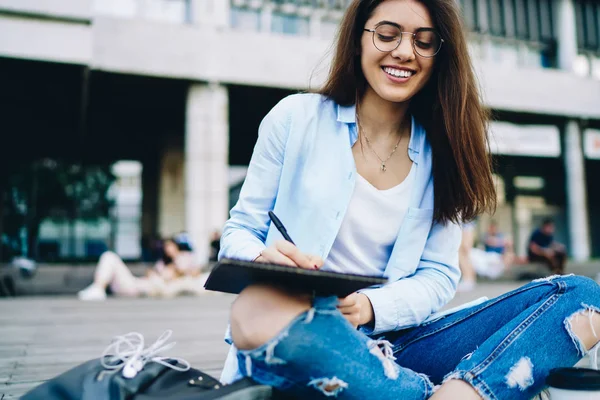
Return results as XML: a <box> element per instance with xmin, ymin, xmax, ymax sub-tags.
<box><xmin>360</xmin><ymin>221</ymin><xmax>462</xmax><ymax>335</ymax></box>
<box><xmin>218</xmin><ymin>98</ymin><xmax>293</xmax><ymax>262</ymax></box>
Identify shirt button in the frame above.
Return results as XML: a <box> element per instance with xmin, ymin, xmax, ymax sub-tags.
<box><xmin>348</xmin><ymin>172</ymin><xmax>353</xmax><ymax>180</ymax></box>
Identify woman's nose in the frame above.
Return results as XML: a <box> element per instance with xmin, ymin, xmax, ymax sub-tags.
<box><xmin>390</xmin><ymin>33</ymin><xmax>416</xmax><ymax>61</ymax></box>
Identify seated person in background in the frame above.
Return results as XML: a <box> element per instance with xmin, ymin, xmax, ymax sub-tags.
<box><xmin>466</xmin><ymin>221</ymin><xmax>515</xmax><ymax>281</ymax></box>
<box><xmin>78</xmin><ymin>233</ymin><xmax>202</xmax><ymax>301</ymax></box>
<box><xmin>208</xmin><ymin>230</ymin><xmax>221</xmax><ymax>263</ymax></box>
<box><xmin>528</xmin><ymin>218</ymin><xmax>567</xmax><ymax>275</ymax></box>
<box><xmin>483</xmin><ymin>220</ymin><xmax>515</xmax><ymax>269</ymax></box>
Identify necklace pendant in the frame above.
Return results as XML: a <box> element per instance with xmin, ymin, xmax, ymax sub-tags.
<box><xmin>381</xmin><ymin>163</ymin><xmax>386</xmax><ymax>172</ymax></box>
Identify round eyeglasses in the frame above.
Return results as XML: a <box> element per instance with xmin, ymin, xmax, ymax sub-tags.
<box><xmin>363</xmin><ymin>24</ymin><xmax>444</xmax><ymax>58</ymax></box>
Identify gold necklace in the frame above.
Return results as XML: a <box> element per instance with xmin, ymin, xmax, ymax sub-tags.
<box><xmin>362</xmin><ymin>130</ymin><xmax>403</xmax><ymax>172</ymax></box>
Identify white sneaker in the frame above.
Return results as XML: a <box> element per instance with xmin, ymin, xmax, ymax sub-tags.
<box><xmin>78</xmin><ymin>284</ymin><xmax>107</xmax><ymax>301</ymax></box>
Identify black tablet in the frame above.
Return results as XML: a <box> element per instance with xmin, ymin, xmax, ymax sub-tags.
<box><xmin>204</xmin><ymin>258</ymin><xmax>388</xmax><ymax>297</ymax></box>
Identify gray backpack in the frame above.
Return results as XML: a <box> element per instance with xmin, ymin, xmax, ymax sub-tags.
<box><xmin>22</xmin><ymin>358</ymin><xmax>275</xmax><ymax>400</ymax></box>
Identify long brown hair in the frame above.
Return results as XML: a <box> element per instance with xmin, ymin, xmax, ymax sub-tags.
<box><xmin>318</xmin><ymin>0</ymin><xmax>496</xmax><ymax>224</ymax></box>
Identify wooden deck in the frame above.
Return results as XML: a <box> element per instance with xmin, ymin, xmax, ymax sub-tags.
<box><xmin>0</xmin><ymin>293</ymin><xmax>237</xmax><ymax>399</ymax></box>
<box><xmin>0</xmin><ymin>282</ymin><xmax>561</xmax><ymax>399</ymax></box>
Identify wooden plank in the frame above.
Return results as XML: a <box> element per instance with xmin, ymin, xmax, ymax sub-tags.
<box><xmin>0</xmin><ymin>294</ymin><xmax>235</xmax><ymax>397</ymax></box>
<box><xmin>1</xmin><ymin>282</ymin><xmax>543</xmax><ymax>398</ymax></box>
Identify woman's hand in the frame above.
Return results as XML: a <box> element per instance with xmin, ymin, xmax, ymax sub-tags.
<box><xmin>338</xmin><ymin>293</ymin><xmax>374</xmax><ymax>328</ymax></box>
<box><xmin>255</xmin><ymin>240</ymin><xmax>324</xmax><ymax>270</ymax></box>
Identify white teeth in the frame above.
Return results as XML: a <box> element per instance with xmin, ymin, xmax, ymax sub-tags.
<box><xmin>383</xmin><ymin>67</ymin><xmax>413</xmax><ymax>78</ymax></box>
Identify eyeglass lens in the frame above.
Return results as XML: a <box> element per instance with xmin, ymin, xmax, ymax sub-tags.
<box><xmin>372</xmin><ymin>24</ymin><xmax>442</xmax><ymax>57</ymax></box>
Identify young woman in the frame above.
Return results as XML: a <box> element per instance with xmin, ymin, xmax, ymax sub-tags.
<box><xmin>78</xmin><ymin>233</ymin><xmax>202</xmax><ymax>300</ymax></box>
<box><xmin>218</xmin><ymin>1</ymin><xmax>600</xmax><ymax>398</ymax></box>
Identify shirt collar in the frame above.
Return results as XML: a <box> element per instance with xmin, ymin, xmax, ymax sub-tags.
<box><xmin>336</xmin><ymin>102</ymin><xmax>423</xmax><ymax>160</ymax></box>
<box><xmin>408</xmin><ymin>115</ymin><xmax>422</xmax><ymax>156</ymax></box>
<box><xmin>336</xmin><ymin>103</ymin><xmax>356</xmax><ymax>123</ymax></box>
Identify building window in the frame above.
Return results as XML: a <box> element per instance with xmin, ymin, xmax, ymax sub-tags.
<box><xmin>459</xmin><ymin>0</ymin><xmax>556</xmax><ymax>68</ymax></box>
<box><xmin>271</xmin><ymin>12</ymin><xmax>309</xmax><ymax>36</ymax></box>
<box><xmin>487</xmin><ymin>0</ymin><xmax>505</xmax><ymax>36</ymax></box>
<box><xmin>459</xmin><ymin>0</ymin><xmax>480</xmax><ymax>32</ymax></box>
<box><xmin>458</xmin><ymin>0</ymin><xmax>555</xmax><ymax>42</ymax></box>
<box><xmin>512</xmin><ymin>0</ymin><xmax>530</xmax><ymax>40</ymax></box>
<box><xmin>230</xmin><ymin>6</ymin><xmax>261</xmax><ymax>31</ymax></box>
<box><xmin>576</xmin><ymin>0</ymin><xmax>600</xmax><ymax>53</ymax></box>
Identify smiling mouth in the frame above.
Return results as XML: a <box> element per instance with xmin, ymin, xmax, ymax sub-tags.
<box><xmin>382</xmin><ymin>66</ymin><xmax>415</xmax><ymax>79</ymax></box>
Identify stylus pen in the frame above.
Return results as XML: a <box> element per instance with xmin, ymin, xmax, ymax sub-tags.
<box><xmin>268</xmin><ymin>211</ymin><xmax>296</xmax><ymax>245</ymax></box>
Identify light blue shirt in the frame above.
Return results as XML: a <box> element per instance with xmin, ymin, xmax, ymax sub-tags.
<box><xmin>218</xmin><ymin>93</ymin><xmax>462</xmax><ymax>383</ymax></box>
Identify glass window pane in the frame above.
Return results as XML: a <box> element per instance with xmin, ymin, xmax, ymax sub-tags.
<box><xmin>503</xmin><ymin>0</ymin><xmax>516</xmax><ymax>37</ymax></box>
<box><xmin>514</xmin><ymin>0</ymin><xmax>529</xmax><ymax>40</ymax></box>
<box><xmin>585</xmin><ymin>2</ymin><xmax>598</xmax><ymax>49</ymax></box>
<box><xmin>460</xmin><ymin>0</ymin><xmax>478</xmax><ymax>32</ymax></box>
<box><xmin>527</xmin><ymin>0</ymin><xmax>540</xmax><ymax>42</ymax></box>
<box><xmin>231</xmin><ymin>7</ymin><xmax>261</xmax><ymax>31</ymax></box>
<box><xmin>271</xmin><ymin>12</ymin><xmax>309</xmax><ymax>36</ymax></box>
<box><xmin>596</xmin><ymin>3</ymin><xmax>600</xmax><ymax>51</ymax></box>
<box><xmin>538</xmin><ymin>0</ymin><xmax>554</xmax><ymax>40</ymax></box>
<box><xmin>575</xmin><ymin>1</ymin><xmax>586</xmax><ymax>49</ymax></box>
<box><xmin>487</xmin><ymin>0</ymin><xmax>504</xmax><ymax>36</ymax></box>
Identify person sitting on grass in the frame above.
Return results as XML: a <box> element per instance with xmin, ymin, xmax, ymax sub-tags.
<box><xmin>483</xmin><ymin>220</ymin><xmax>515</xmax><ymax>269</ymax></box>
<box><xmin>528</xmin><ymin>218</ymin><xmax>567</xmax><ymax>275</ymax></box>
<box><xmin>78</xmin><ymin>233</ymin><xmax>203</xmax><ymax>301</ymax></box>
<box><xmin>463</xmin><ymin>220</ymin><xmax>517</xmax><ymax>283</ymax></box>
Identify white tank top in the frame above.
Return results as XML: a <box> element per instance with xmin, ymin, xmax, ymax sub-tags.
<box><xmin>323</xmin><ymin>163</ymin><xmax>415</xmax><ymax>276</ymax></box>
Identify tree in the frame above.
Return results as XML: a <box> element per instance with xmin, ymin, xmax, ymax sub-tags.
<box><xmin>1</xmin><ymin>159</ymin><xmax>116</xmax><ymax>261</ymax></box>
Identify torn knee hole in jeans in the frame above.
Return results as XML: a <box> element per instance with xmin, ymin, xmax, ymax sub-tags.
<box><xmin>308</xmin><ymin>377</ymin><xmax>348</xmax><ymax>397</ymax></box>
<box><xmin>368</xmin><ymin>339</ymin><xmax>399</xmax><ymax>380</ymax></box>
<box><xmin>243</xmin><ymin>331</ymin><xmax>289</xmax><ymax>377</ymax></box>
<box><xmin>505</xmin><ymin>357</ymin><xmax>534</xmax><ymax>391</ymax></box>
<box><xmin>564</xmin><ymin>304</ymin><xmax>600</xmax><ymax>368</ymax></box>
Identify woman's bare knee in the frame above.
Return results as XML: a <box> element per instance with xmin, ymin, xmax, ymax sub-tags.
<box><xmin>230</xmin><ymin>285</ymin><xmax>312</xmax><ymax>351</ymax></box>
<box><xmin>567</xmin><ymin>309</ymin><xmax>600</xmax><ymax>351</ymax></box>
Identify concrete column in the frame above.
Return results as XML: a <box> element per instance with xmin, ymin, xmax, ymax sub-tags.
<box><xmin>158</xmin><ymin>143</ymin><xmax>186</xmax><ymax>237</ymax></box>
<box><xmin>211</xmin><ymin>0</ymin><xmax>230</xmax><ymax>29</ymax></box>
<box><xmin>515</xmin><ymin>207</ymin><xmax>533</xmax><ymax>258</ymax></box>
<box><xmin>556</xmin><ymin>0</ymin><xmax>578</xmax><ymax>71</ymax></box>
<box><xmin>185</xmin><ymin>83</ymin><xmax>229</xmax><ymax>265</ymax></box>
<box><xmin>191</xmin><ymin>0</ymin><xmax>230</xmax><ymax>28</ymax></box>
<box><xmin>260</xmin><ymin>3</ymin><xmax>273</xmax><ymax>33</ymax></box>
<box><xmin>308</xmin><ymin>9</ymin><xmax>323</xmax><ymax>38</ymax></box>
<box><xmin>564</xmin><ymin>120</ymin><xmax>591</xmax><ymax>261</ymax></box>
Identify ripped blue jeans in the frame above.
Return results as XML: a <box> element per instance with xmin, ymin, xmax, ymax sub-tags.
<box><xmin>236</xmin><ymin>275</ymin><xmax>600</xmax><ymax>399</ymax></box>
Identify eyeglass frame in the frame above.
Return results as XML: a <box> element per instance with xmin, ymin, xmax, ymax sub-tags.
<box><xmin>363</xmin><ymin>26</ymin><xmax>445</xmax><ymax>58</ymax></box>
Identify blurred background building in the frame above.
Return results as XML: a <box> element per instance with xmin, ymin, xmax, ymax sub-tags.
<box><xmin>0</xmin><ymin>0</ymin><xmax>599</xmax><ymax>265</ymax></box>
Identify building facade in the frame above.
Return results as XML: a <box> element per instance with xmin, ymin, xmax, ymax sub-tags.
<box><xmin>1</xmin><ymin>0</ymin><xmax>599</xmax><ymax>263</ymax></box>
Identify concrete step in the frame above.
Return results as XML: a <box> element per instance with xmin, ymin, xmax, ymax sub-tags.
<box><xmin>0</xmin><ymin>260</ymin><xmax>598</xmax><ymax>297</ymax></box>
<box><xmin>0</xmin><ymin>263</ymin><xmax>150</xmax><ymax>296</ymax></box>
<box><xmin>498</xmin><ymin>261</ymin><xmax>600</xmax><ymax>282</ymax></box>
